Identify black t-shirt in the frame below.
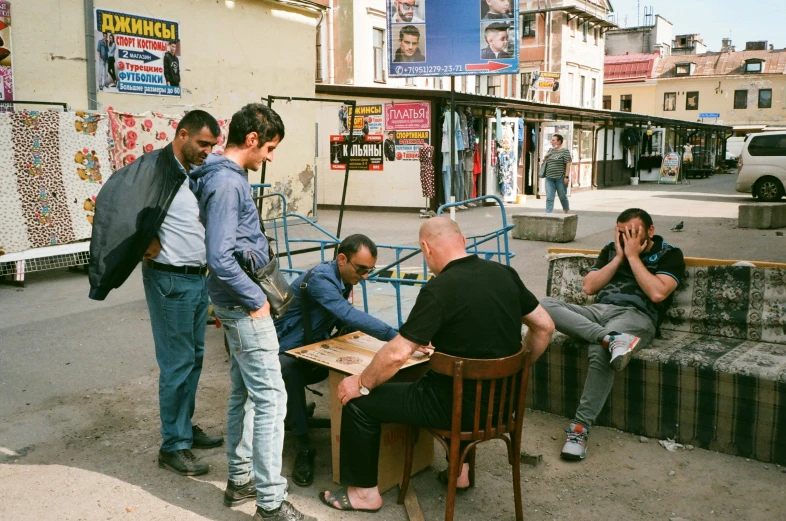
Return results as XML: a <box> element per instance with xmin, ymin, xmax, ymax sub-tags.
<box><xmin>593</xmin><ymin>235</ymin><xmax>685</xmax><ymax>325</ymax></box>
<box><xmin>399</xmin><ymin>255</ymin><xmax>539</xmax><ymax>396</ymax></box>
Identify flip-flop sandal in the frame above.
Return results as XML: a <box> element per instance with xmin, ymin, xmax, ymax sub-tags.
<box><xmin>437</xmin><ymin>469</ymin><xmax>471</xmax><ymax>492</ymax></box>
<box><xmin>319</xmin><ymin>487</ymin><xmax>382</xmax><ymax>513</ymax></box>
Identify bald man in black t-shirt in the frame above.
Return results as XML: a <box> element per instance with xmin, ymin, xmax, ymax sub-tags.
<box><xmin>320</xmin><ymin>217</ymin><xmax>554</xmax><ymax>513</ymax></box>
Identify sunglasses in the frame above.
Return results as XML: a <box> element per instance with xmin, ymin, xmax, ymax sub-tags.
<box><xmin>347</xmin><ymin>258</ymin><xmax>375</xmax><ymax>276</ymax></box>
<box><xmin>398</xmin><ymin>3</ymin><xmax>419</xmax><ymax>11</ymax></box>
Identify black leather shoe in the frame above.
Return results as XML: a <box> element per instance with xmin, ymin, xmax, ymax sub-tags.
<box><xmin>158</xmin><ymin>449</ymin><xmax>209</xmax><ymax>476</ymax></box>
<box><xmin>253</xmin><ymin>501</ymin><xmax>316</xmax><ymax>521</ymax></box>
<box><xmin>192</xmin><ymin>425</ymin><xmax>224</xmax><ymax>449</ymax></box>
<box><xmin>291</xmin><ymin>448</ymin><xmax>316</xmax><ymax>487</ymax></box>
<box><xmin>224</xmin><ymin>478</ymin><xmax>256</xmax><ymax>507</ymax></box>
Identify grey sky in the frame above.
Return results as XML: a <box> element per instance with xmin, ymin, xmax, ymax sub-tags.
<box><xmin>609</xmin><ymin>0</ymin><xmax>783</xmax><ymax>52</ymax></box>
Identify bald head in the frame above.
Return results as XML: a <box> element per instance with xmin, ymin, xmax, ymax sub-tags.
<box><xmin>419</xmin><ymin>216</ymin><xmax>463</xmax><ymax>242</ymax></box>
<box><xmin>419</xmin><ymin>217</ymin><xmax>468</xmax><ymax>275</ymax></box>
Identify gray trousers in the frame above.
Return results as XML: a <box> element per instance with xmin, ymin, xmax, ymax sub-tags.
<box><xmin>540</xmin><ymin>297</ymin><xmax>656</xmax><ymax>429</ymax></box>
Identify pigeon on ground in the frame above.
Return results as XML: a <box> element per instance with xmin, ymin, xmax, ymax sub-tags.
<box><xmin>671</xmin><ymin>221</ymin><xmax>684</xmax><ymax>231</ymax></box>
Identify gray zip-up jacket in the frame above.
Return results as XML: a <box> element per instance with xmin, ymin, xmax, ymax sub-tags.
<box><xmin>189</xmin><ymin>154</ymin><xmax>269</xmax><ymax>311</ymax></box>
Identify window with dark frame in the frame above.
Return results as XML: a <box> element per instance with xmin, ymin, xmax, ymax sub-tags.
<box><xmin>579</xmin><ymin>75</ymin><xmax>586</xmax><ymax>106</ymax></box>
<box><xmin>602</xmin><ymin>95</ymin><xmax>611</xmax><ymax>110</ymax></box>
<box><xmin>475</xmin><ymin>75</ymin><xmax>481</xmax><ymax>94</ymax></box>
<box><xmin>759</xmin><ymin>88</ymin><xmax>773</xmax><ymax>108</ymax></box>
<box><xmin>675</xmin><ymin>63</ymin><xmax>691</xmax><ymax>76</ymax></box>
<box><xmin>620</xmin><ymin>94</ymin><xmax>632</xmax><ymax>112</ymax></box>
<box><xmin>373</xmin><ymin>28</ymin><xmax>385</xmax><ymax>83</ymax></box>
<box><xmin>685</xmin><ymin>91</ymin><xmax>699</xmax><ymax>110</ymax></box>
<box><xmin>734</xmin><ymin>89</ymin><xmax>748</xmax><ymax>109</ymax></box>
<box><xmin>663</xmin><ymin>92</ymin><xmax>676</xmax><ymax>111</ymax></box>
<box><xmin>487</xmin><ymin>75</ymin><xmax>501</xmax><ymax>96</ymax></box>
<box><xmin>582</xmin><ymin>21</ymin><xmax>588</xmax><ymax>42</ymax></box>
<box><xmin>521</xmin><ymin>14</ymin><xmax>536</xmax><ymax>37</ymax></box>
<box><xmin>520</xmin><ymin>72</ymin><xmax>532</xmax><ymax>99</ymax></box>
<box><xmin>745</xmin><ymin>60</ymin><xmax>763</xmax><ymax>73</ymax></box>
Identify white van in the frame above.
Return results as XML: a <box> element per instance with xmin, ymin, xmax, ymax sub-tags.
<box><xmin>735</xmin><ymin>131</ymin><xmax>786</xmax><ymax>202</ymax></box>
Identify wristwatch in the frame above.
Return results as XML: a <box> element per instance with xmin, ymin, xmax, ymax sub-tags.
<box><xmin>358</xmin><ymin>375</ymin><xmax>370</xmax><ymax>396</ymax></box>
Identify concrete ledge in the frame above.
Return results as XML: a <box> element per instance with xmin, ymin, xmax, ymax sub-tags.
<box><xmin>738</xmin><ymin>203</ymin><xmax>786</xmax><ymax>229</ymax></box>
<box><xmin>511</xmin><ymin>213</ymin><xmax>578</xmax><ymax>242</ymax></box>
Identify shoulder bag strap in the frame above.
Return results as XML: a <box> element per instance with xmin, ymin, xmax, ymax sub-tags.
<box><xmin>300</xmin><ymin>268</ymin><xmax>316</xmax><ymax>345</ymax></box>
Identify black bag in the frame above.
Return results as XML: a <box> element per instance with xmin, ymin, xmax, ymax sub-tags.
<box><xmin>241</xmin><ymin>246</ymin><xmax>295</xmax><ymax>319</ymax></box>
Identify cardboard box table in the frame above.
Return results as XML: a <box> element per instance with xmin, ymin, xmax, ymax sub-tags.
<box><xmin>286</xmin><ymin>332</ymin><xmax>434</xmax><ymax>493</ymax></box>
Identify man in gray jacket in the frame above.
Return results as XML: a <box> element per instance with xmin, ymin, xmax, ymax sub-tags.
<box><xmin>190</xmin><ymin>104</ymin><xmax>316</xmax><ymax>521</ymax></box>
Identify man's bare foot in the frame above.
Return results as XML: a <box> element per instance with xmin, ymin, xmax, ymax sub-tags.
<box><xmin>456</xmin><ymin>462</ymin><xmax>470</xmax><ymax>488</ymax></box>
<box><xmin>322</xmin><ymin>486</ymin><xmax>382</xmax><ymax>511</ymax></box>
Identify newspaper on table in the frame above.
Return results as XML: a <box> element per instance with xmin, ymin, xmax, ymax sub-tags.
<box><xmin>286</xmin><ymin>332</ymin><xmax>428</xmax><ymax>376</ymax></box>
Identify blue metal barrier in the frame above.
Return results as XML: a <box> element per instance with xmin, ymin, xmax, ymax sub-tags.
<box><xmin>251</xmin><ymin>191</ymin><xmax>514</xmax><ymax>329</ymax></box>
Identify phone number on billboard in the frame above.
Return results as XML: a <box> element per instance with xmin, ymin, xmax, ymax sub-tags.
<box><xmin>394</xmin><ymin>65</ymin><xmax>464</xmax><ymax>75</ymax></box>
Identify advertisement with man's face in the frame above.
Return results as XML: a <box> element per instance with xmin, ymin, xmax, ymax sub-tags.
<box><xmin>388</xmin><ymin>0</ymin><xmax>518</xmax><ymax>77</ymax></box>
<box><xmin>94</xmin><ymin>9</ymin><xmax>182</xmax><ymax>97</ymax></box>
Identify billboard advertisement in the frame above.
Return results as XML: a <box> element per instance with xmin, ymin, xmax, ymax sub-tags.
<box><xmin>387</xmin><ymin>0</ymin><xmax>518</xmax><ymax>77</ymax></box>
<box><xmin>330</xmin><ymin>134</ymin><xmax>384</xmax><ymax>171</ymax></box>
<box><xmin>0</xmin><ymin>1</ymin><xmax>13</xmax><ymax>109</ymax></box>
<box><xmin>94</xmin><ymin>9</ymin><xmax>181</xmax><ymax>97</ymax></box>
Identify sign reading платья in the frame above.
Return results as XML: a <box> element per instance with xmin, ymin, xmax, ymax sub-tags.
<box><xmin>94</xmin><ymin>9</ymin><xmax>181</xmax><ymax>97</ymax></box>
<box><xmin>387</xmin><ymin>0</ymin><xmax>518</xmax><ymax>78</ymax></box>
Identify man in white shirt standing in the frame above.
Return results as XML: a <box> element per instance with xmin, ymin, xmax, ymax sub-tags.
<box><xmin>141</xmin><ymin>110</ymin><xmax>223</xmax><ymax>476</ymax></box>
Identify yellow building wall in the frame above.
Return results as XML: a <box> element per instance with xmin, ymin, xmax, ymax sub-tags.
<box><xmin>602</xmin><ymin>83</ymin><xmax>658</xmax><ymax>116</ymax></box>
<box><xmin>13</xmin><ymin>0</ymin><xmax>319</xmax><ymax>215</ymax></box>
<box><xmin>654</xmin><ymin>77</ymin><xmax>786</xmax><ymax>126</ymax></box>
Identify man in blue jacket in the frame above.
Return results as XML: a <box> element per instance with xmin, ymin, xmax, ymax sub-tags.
<box><xmin>275</xmin><ymin>234</ymin><xmax>397</xmax><ymax>487</ymax></box>
<box><xmin>190</xmin><ymin>104</ymin><xmax>315</xmax><ymax>521</ymax></box>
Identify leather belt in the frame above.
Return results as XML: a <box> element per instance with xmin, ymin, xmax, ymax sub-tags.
<box><xmin>143</xmin><ymin>258</ymin><xmax>207</xmax><ymax>276</ymax></box>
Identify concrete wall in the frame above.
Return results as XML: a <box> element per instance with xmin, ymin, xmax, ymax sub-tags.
<box><xmin>605</xmin><ymin>15</ymin><xmax>673</xmax><ymax>56</ymax></box>
<box><xmin>14</xmin><ymin>0</ymin><xmax>320</xmax><ymax>215</ymax></box>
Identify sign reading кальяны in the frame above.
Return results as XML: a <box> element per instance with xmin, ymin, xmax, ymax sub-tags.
<box><xmin>94</xmin><ymin>9</ymin><xmax>181</xmax><ymax>97</ymax></box>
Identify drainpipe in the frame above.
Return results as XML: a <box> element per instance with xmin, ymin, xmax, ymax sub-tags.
<box><xmin>327</xmin><ymin>0</ymin><xmax>335</xmax><ymax>83</ymax></box>
<box><xmin>591</xmin><ymin>124</ymin><xmax>600</xmax><ymax>188</ymax></box>
<box><xmin>84</xmin><ymin>0</ymin><xmax>97</xmax><ymax>109</ymax></box>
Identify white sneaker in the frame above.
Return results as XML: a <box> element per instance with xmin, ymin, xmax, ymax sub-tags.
<box><xmin>607</xmin><ymin>333</ymin><xmax>640</xmax><ymax>371</ymax></box>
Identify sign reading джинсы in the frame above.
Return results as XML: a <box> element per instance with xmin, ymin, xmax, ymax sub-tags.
<box><xmin>94</xmin><ymin>9</ymin><xmax>182</xmax><ymax>97</ymax></box>
<box><xmin>387</xmin><ymin>0</ymin><xmax>518</xmax><ymax>78</ymax></box>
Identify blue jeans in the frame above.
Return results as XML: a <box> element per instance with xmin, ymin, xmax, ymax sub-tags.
<box><xmin>142</xmin><ymin>265</ymin><xmax>208</xmax><ymax>452</ymax></box>
<box><xmin>215</xmin><ymin>305</ymin><xmax>288</xmax><ymax>511</ymax></box>
<box><xmin>545</xmin><ymin>176</ymin><xmax>570</xmax><ymax>213</ymax></box>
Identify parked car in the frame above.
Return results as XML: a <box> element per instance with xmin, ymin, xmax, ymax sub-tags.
<box><xmin>725</xmin><ymin>150</ymin><xmax>739</xmax><ymax>168</ymax></box>
<box><xmin>735</xmin><ymin>131</ymin><xmax>786</xmax><ymax>202</ymax></box>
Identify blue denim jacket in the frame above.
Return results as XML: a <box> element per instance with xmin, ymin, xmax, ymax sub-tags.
<box><xmin>274</xmin><ymin>260</ymin><xmax>397</xmax><ymax>352</ymax></box>
<box><xmin>189</xmin><ymin>154</ymin><xmax>269</xmax><ymax>311</ymax></box>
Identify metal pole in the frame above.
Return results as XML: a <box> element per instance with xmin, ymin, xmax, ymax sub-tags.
<box><xmin>450</xmin><ymin>76</ymin><xmax>456</xmax><ymax>220</ymax></box>
<box><xmin>334</xmin><ymin>101</ymin><xmax>356</xmax><ymax>252</ymax></box>
<box><xmin>261</xmin><ymin>96</ymin><xmax>274</xmax><ymax>184</ymax></box>
<box><xmin>84</xmin><ymin>0</ymin><xmax>97</xmax><ymax>110</ymax></box>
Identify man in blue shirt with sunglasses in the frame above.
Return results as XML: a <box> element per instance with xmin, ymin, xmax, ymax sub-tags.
<box><xmin>274</xmin><ymin>234</ymin><xmax>398</xmax><ymax>488</ymax></box>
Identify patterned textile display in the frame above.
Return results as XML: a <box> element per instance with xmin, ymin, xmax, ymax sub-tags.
<box><xmin>418</xmin><ymin>144</ymin><xmax>435</xmax><ymax>198</ymax></box>
<box><xmin>530</xmin><ymin>254</ymin><xmax>786</xmax><ymax>464</ymax></box>
<box><xmin>0</xmin><ymin>110</ymin><xmax>112</xmax><ymax>255</ymax></box>
<box><xmin>106</xmin><ymin>107</ymin><xmax>230</xmax><ymax>171</ymax></box>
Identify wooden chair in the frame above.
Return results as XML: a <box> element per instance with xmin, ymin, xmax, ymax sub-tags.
<box><xmin>397</xmin><ymin>349</ymin><xmax>532</xmax><ymax>521</ymax></box>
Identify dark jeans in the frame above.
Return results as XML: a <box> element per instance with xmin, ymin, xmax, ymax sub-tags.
<box><xmin>279</xmin><ymin>354</ymin><xmax>328</xmax><ymax>438</ymax></box>
<box><xmin>340</xmin><ymin>375</ymin><xmax>454</xmax><ymax>488</ymax></box>
<box><xmin>141</xmin><ymin>266</ymin><xmax>208</xmax><ymax>452</ymax></box>
<box><xmin>107</xmin><ymin>57</ymin><xmax>116</xmax><ymax>83</ymax></box>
